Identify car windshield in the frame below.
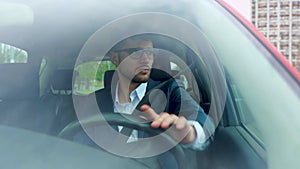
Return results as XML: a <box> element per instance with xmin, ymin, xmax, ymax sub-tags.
<box><xmin>0</xmin><ymin>0</ymin><xmax>299</xmax><ymax>169</ymax></box>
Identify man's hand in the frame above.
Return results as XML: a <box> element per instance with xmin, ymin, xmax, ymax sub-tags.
<box><xmin>140</xmin><ymin>104</ymin><xmax>197</xmax><ymax>144</ymax></box>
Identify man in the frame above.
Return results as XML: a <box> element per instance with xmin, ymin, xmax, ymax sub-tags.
<box><xmin>96</xmin><ymin>35</ymin><xmax>213</xmax><ymax>147</ymax></box>
<box><xmin>75</xmin><ymin>35</ymin><xmax>214</xmax><ymax>168</ymax></box>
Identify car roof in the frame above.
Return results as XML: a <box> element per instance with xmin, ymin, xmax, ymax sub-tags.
<box><xmin>1</xmin><ymin>0</ymin><xmax>203</xmax><ymax>68</ymax></box>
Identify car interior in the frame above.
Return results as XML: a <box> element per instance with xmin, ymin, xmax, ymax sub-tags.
<box><xmin>0</xmin><ymin>31</ymin><xmax>268</xmax><ymax>169</ymax></box>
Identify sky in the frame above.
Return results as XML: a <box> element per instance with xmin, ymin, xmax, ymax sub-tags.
<box><xmin>223</xmin><ymin>0</ymin><xmax>251</xmax><ymax>21</ymax></box>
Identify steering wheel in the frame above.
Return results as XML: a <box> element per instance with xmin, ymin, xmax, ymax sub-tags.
<box><xmin>58</xmin><ymin>113</ymin><xmax>187</xmax><ymax>169</ymax></box>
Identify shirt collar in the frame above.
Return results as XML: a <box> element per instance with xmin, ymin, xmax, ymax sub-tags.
<box><xmin>115</xmin><ymin>82</ymin><xmax>148</xmax><ymax>104</ymax></box>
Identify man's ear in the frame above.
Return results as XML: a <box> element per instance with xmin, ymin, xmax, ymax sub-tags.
<box><xmin>109</xmin><ymin>52</ymin><xmax>119</xmax><ymax>65</ymax></box>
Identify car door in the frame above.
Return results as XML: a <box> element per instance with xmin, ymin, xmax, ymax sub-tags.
<box><xmin>202</xmin><ymin>74</ymin><xmax>267</xmax><ymax>169</ymax></box>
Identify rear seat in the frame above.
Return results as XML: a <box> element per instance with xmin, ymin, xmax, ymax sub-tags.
<box><xmin>0</xmin><ymin>63</ymin><xmax>56</xmax><ymax>134</ymax></box>
<box><xmin>45</xmin><ymin>69</ymin><xmax>78</xmax><ymax>135</ymax></box>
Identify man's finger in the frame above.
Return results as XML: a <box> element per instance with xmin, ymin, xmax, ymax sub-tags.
<box><xmin>152</xmin><ymin>112</ymin><xmax>170</xmax><ymax>128</ymax></box>
<box><xmin>161</xmin><ymin>114</ymin><xmax>178</xmax><ymax>129</ymax></box>
<box><xmin>140</xmin><ymin>104</ymin><xmax>159</xmax><ymax>120</ymax></box>
<box><xmin>175</xmin><ymin>116</ymin><xmax>188</xmax><ymax>130</ymax></box>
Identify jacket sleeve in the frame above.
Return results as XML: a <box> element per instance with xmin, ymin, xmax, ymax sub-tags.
<box><xmin>167</xmin><ymin>80</ymin><xmax>215</xmax><ymax>149</ymax></box>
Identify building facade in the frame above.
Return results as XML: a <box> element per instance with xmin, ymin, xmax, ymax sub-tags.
<box><xmin>251</xmin><ymin>0</ymin><xmax>300</xmax><ymax>71</ymax></box>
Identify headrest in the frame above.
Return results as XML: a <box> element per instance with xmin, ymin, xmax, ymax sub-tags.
<box><xmin>0</xmin><ymin>63</ymin><xmax>40</xmax><ymax>100</ymax></box>
<box><xmin>51</xmin><ymin>69</ymin><xmax>78</xmax><ymax>90</ymax></box>
<box><xmin>104</xmin><ymin>70</ymin><xmax>115</xmax><ymax>88</ymax></box>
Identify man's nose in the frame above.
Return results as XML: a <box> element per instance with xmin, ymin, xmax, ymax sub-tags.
<box><xmin>139</xmin><ymin>52</ymin><xmax>150</xmax><ymax>62</ymax></box>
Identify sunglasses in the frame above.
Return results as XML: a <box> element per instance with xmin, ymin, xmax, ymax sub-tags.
<box><xmin>114</xmin><ymin>48</ymin><xmax>156</xmax><ymax>60</ymax></box>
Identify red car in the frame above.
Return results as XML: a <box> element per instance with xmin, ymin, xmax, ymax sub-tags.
<box><xmin>0</xmin><ymin>0</ymin><xmax>299</xmax><ymax>168</ymax></box>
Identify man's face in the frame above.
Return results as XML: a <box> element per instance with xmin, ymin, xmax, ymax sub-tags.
<box><xmin>110</xmin><ymin>39</ymin><xmax>154</xmax><ymax>83</ymax></box>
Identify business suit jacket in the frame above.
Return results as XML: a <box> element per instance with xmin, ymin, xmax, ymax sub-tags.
<box><xmin>95</xmin><ymin>77</ymin><xmax>214</xmax><ymax>139</ymax></box>
<box><xmin>71</xmin><ymin>76</ymin><xmax>214</xmax><ymax>169</ymax></box>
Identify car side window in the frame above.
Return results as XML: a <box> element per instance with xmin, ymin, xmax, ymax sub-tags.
<box><xmin>74</xmin><ymin>60</ymin><xmax>116</xmax><ymax>95</ymax></box>
<box><xmin>0</xmin><ymin>43</ymin><xmax>28</xmax><ymax>64</ymax></box>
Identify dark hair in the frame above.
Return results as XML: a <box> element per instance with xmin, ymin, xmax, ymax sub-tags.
<box><xmin>109</xmin><ymin>34</ymin><xmax>153</xmax><ymax>52</ymax></box>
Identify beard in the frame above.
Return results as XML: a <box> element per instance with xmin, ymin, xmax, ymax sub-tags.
<box><xmin>117</xmin><ymin>65</ymin><xmax>152</xmax><ymax>84</ymax></box>
<box><xmin>131</xmin><ymin>72</ymin><xmax>150</xmax><ymax>83</ymax></box>
<box><xmin>117</xmin><ymin>69</ymin><xmax>151</xmax><ymax>84</ymax></box>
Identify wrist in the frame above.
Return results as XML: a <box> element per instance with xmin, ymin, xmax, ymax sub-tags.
<box><xmin>181</xmin><ymin>125</ymin><xmax>197</xmax><ymax>144</ymax></box>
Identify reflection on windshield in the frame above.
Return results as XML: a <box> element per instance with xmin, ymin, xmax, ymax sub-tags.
<box><xmin>0</xmin><ymin>2</ymin><xmax>33</xmax><ymax>26</ymax></box>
